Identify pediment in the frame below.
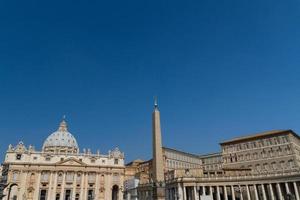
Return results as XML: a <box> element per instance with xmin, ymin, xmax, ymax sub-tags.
<box><xmin>56</xmin><ymin>158</ymin><xmax>86</xmax><ymax>166</ymax></box>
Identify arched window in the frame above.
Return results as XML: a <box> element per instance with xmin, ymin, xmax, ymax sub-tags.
<box><xmin>112</xmin><ymin>185</ymin><xmax>119</xmax><ymax>200</ymax></box>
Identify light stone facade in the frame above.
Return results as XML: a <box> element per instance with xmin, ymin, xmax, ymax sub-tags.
<box><xmin>137</xmin><ymin>103</ymin><xmax>300</xmax><ymax>200</ymax></box>
<box><xmin>164</xmin><ymin>130</ymin><xmax>300</xmax><ymax>200</ymax></box>
<box><xmin>1</xmin><ymin>120</ymin><xmax>125</xmax><ymax>200</ymax></box>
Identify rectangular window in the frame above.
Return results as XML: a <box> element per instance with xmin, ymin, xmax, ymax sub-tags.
<box><xmin>114</xmin><ymin>159</ymin><xmax>119</xmax><ymax>165</ymax></box>
<box><xmin>39</xmin><ymin>190</ymin><xmax>47</xmax><ymax>200</ymax></box>
<box><xmin>65</xmin><ymin>190</ymin><xmax>71</xmax><ymax>200</ymax></box>
<box><xmin>87</xmin><ymin>190</ymin><xmax>94</xmax><ymax>200</ymax></box>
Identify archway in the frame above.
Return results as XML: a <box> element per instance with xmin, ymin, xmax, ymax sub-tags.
<box><xmin>112</xmin><ymin>185</ymin><xmax>119</xmax><ymax>200</ymax></box>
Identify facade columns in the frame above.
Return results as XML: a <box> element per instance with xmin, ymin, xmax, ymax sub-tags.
<box><xmin>262</xmin><ymin>184</ymin><xmax>267</xmax><ymax>200</ymax></box>
<box><xmin>33</xmin><ymin>171</ymin><xmax>41</xmax><ymax>199</ymax></box>
<box><xmin>183</xmin><ymin>185</ymin><xmax>187</xmax><ymax>200</ymax></box>
<box><xmin>80</xmin><ymin>173</ymin><xmax>85</xmax><ymax>200</ymax></box>
<box><xmin>231</xmin><ymin>186</ymin><xmax>236</xmax><ymax>200</ymax></box>
<box><xmin>72</xmin><ymin>173</ymin><xmax>77</xmax><ymax>200</ymax></box>
<box><xmin>285</xmin><ymin>182</ymin><xmax>291</xmax><ymax>194</ymax></box>
<box><xmin>84</xmin><ymin>173</ymin><xmax>89</xmax><ymax>200</ymax></box>
<box><xmin>95</xmin><ymin>173</ymin><xmax>100</xmax><ymax>199</ymax></box>
<box><xmin>216</xmin><ymin>186</ymin><xmax>220</xmax><ymax>200</ymax></box>
<box><xmin>246</xmin><ymin>185</ymin><xmax>251</xmax><ymax>200</ymax></box>
<box><xmin>60</xmin><ymin>172</ymin><xmax>66</xmax><ymax>200</ymax></box>
<box><xmin>269</xmin><ymin>184</ymin><xmax>275</xmax><ymax>200</ymax></box>
<box><xmin>239</xmin><ymin>186</ymin><xmax>243</xmax><ymax>200</ymax></box>
<box><xmin>52</xmin><ymin>172</ymin><xmax>58</xmax><ymax>200</ymax></box>
<box><xmin>18</xmin><ymin>171</ymin><xmax>28</xmax><ymax>200</ymax></box>
<box><xmin>276</xmin><ymin>183</ymin><xmax>283</xmax><ymax>200</ymax></box>
<box><xmin>210</xmin><ymin>186</ymin><xmax>213</xmax><ymax>196</ymax></box>
<box><xmin>293</xmin><ymin>182</ymin><xmax>300</xmax><ymax>200</ymax></box>
<box><xmin>178</xmin><ymin>183</ymin><xmax>183</xmax><ymax>200</ymax></box>
<box><xmin>47</xmin><ymin>172</ymin><xmax>53</xmax><ymax>200</ymax></box>
<box><xmin>224</xmin><ymin>186</ymin><xmax>228</xmax><ymax>200</ymax></box>
<box><xmin>254</xmin><ymin>185</ymin><xmax>259</xmax><ymax>200</ymax></box>
<box><xmin>194</xmin><ymin>186</ymin><xmax>199</xmax><ymax>200</ymax></box>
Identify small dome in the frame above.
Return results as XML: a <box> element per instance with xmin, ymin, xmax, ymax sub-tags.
<box><xmin>42</xmin><ymin>120</ymin><xmax>79</xmax><ymax>153</ymax></box>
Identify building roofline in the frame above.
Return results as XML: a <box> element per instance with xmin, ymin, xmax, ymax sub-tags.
<box><xmin>220</xmin><ymin>129</ymin><xmax>299</xmax><ymax>145</ymax></box>
<box><xmin>162</xmin><ymin>146</ymin><xmax>200</xmax><ymax>158</ymax></box>
<box><xmin>198</xmin><ymin>152</ymin><xmax>222</xmax><ymax>158</ymax></box>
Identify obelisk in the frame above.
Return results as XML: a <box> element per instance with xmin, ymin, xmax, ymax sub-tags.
<box><xmin>152</xmin><ymin>98</ymin><xmax>165</xmax><ymax>200</ymax></box>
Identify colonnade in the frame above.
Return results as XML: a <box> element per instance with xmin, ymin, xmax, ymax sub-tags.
<box><xmin>166</xmin><ymin>181</ymin><xmax>300</xmax><ymax>200</ymax></box>
<box><xmin>10</xmin><ymin>170</ymin><xmax>123</xmax><ymax>200</ymax></box>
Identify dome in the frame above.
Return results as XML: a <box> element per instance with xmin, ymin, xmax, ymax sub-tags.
<box><xmin>42</xmin><ymin>120</ymin><xmax>79</xmax><ymax>153</ymax></box>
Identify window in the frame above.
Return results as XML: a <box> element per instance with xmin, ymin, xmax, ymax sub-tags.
<box><xmin>12</xmin><ymin>171</ymin><xmax>19</xmax><ymax>182</ymax></box>
<box><xmin>55</xmin><ymin>194</ymin><xmax>60</xmax><ymax>200</ymax></box>
<box><xmin>16</xmin><ymin>154</ymin><xmax>22</xmax><ymax>160</ymax></box>
<box><xmin>39</xmin><ymin>189</ymin><xmax>47</xmax><ymax>200</ymax></box>
<box><xmin>41</xmin><ymin>172</ymin><xmax>49</xmax><ymax>182</ymax></box>
<box><xmin>65</xmin><ymin>189</ymin><xmax>71</xmax><ymax>200</ymax></box>
<box><xmin>114</xmin><ymin>159</ymin><xmax>118</xmax><ymax>165</ymax></box>
<box><xmin>45</xmin><ymin>157</ymin><xmax>51</xmax><ymax>161</ymax></box>
<box><xmin>88</xmin><ymin>190</ymin><xmax>94</xmax><ymax>200</ymax></box>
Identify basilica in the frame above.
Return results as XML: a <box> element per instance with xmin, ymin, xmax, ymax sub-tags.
<box><xmin>1</xmin><ymin>120</ymin><xmax>125</xmax><ymax>200</ymax></box>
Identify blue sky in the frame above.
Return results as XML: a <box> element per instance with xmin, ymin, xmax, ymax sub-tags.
<box><xmin>0</xmin><ymin>0</ymin><xmax>300</xmax><ymax>162</ymax></box>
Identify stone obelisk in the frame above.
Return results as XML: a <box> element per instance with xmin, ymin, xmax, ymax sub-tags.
<box><xmin>152</xmin><ymin>98</ymin><xmax>165</xmax><ymax>200</ymax></box>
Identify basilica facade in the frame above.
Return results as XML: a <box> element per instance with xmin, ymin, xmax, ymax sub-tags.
<box><xmin>1</xmin><ymin>120</ymin><xmax>125</xmax><ymax>200</ymax></box>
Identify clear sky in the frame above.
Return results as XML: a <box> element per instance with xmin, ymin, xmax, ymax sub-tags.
<box><xmin>0</xmin><ymin>0</ymin><xmax>300</xmax><ymax>162</ymax></box>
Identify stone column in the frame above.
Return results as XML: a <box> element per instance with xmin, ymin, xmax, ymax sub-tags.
<box><xmin>216</xmin><ymin>186</ymin><xmax>220</xmax><ymax>200</ymax></box>
<box><xmin>262</xmin><ymin>184</ymin><xmax>267</xmax><ymax>200</ymax></box>
<box><xmin>95</xmin><ymin>173</ymin><xmax>100</xmax><ymax>199</ymax></box>
<box><xmin>80</xmin><ymin>173</ymin><xmax>85</xmax><ymax>200</ymax></box>
<box><xmin>231</xmin><ymin>186</ymin><xmax>236</xmax><ymax>200</ymax></box>
<box><xmin>47</xmin><ymin>172</ymin><xmax>53</xmax><ymax>200</ymax></box>
<box><xmin>254</xmin><ymin>185</ymin><xmax>259</xmax><ymax>200</ymax></box>
<box><xmin>285</xmin><ymin>182</ymin><xmax>291</xmax><ymax>194</ymax></box>
<box><xmin>33</xmin><ymin>171</ymin><xmax>41</xmax><ymax>199</ymax></box>
<box><xmin>224</xmin><ymin>186</ymin><xmax>228</xmax><ymax>200</ymax></box>
<box><xmin>52</xmin><ymin>172</ymin><xmax>58</xmax><ymax>199</ymax></box>
<box><xmin>84</xmin><ymin>173</ymin><xmax>88</xmax><ymax>200</ymax></box>
<box><xmin>246</xmin><ymin>185</ymin><xmax>251</xmax><ymax>200</ymax></box>
<box><xmin>60</xmin><ymin>172</ymin><xmax>66</xmax><ymax>200</ymax></box>
<box><xmin>293</xmin><ymin>182</ymin><xmax>300</xmax><ymax>200</ymax></box>
<box><xmin>276</xmin><ymin>183</ymin><xmax>283</xmax><ymax>200</ymax></box>
<box><xmin>269</xmin><ymin>184</ymin><xmax>275</xmax><ymax>200</ymax></box>
<box><xmin>18</xmin><ymin>171</ymin><xmax>28</xmax><ymax>200</ymax></box>
<box><xmin>183</xmin><ymin>185</ymin><xmax>187</xmax><ymax>200</ymax></box>
<box><xmin>194</xmin><ymin>186</ymin><xmax>199</xmax><ymax>200</ymax></box>
<box><xmin>72</xmin><ymin>173</ymin><xmax>77</xmax><ymax>200</ymax></box>
<box><xmin>177</xmin><ymin>184</ymin><xmax>183</xmax><ymax>200</ymax></box>
<box><xmin>210</xmin><ymin>186</ymin><xmax>213</xmax><ymax>196</ymax></box>
<box><xmin>239</xmin><ymin>186</ymin><xmax>243</xmax><ymax>200</ymax></box>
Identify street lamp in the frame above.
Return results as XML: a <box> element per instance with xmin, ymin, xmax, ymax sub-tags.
<box><xmin>7</xmin><ymin>183</ymin><xmax>18</xmax><ymax>200</ymax></box>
